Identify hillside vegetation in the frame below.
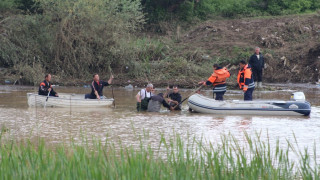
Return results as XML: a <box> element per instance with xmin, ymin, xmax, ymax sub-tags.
<box><xmin>0</xmin><ymin>0</ymin><xmax>320</xmax><ymax>87</ymax></box>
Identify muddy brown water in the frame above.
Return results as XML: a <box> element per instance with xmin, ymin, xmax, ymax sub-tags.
<box><xmin>0</xmin><ymin>84</ymin><xmax>319</xmax><ymax>159</ymax></box>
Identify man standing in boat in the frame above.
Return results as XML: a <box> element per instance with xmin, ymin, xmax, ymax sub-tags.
<box><xmin>85</xmin><ymin>73</ymin><xmax>114</xmax><ymax>99</ymax></box>
<box><xmin>199</xmin><ymin>64</ymin><xmax>230</xmax><ymax>100</ymax></box>
<box><xmin>39</xmin><ymin>74</ymin><xmax>59</xmax><ymax>97</ymax></box>
<box><xmin>237</xmin><ymin>60</ymin><xmax>255</xmax><ymax>101</ymax></box>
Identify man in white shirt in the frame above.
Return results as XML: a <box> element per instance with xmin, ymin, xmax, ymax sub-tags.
<box><xmin>136</xmin><ymin>83</ymin><xmax>154</xmax><ymax>111</ymax></box>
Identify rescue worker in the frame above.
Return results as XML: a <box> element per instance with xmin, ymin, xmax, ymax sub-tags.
<box><xmin>237</xmin><ymin>60</ymin><xmax>255</xmax><ymax>101</ymax></box>
<box><xmin>136</xmin><ymin>83</ymin><xmax>154</xmax><ymax>111</ymax></box>
<box><xmin>166</xmin><ymin>85</ymin><xmax>182</xmax><ymax>110</ymax></box>
<box><xmin>38</xmin><ymin>74</ymin><xmax>59</xmax><ymax>97</ymax></box>
<box><xmin>249</xmin><ymin>47</ymin><xmax>264</xmax><ymax>88</ymax></box>
<box><xmin>147</xmin><ymin>93</ymin><xmax>171</xmax><ymax>112</ymax></box>
<box><xmin>85</xmin><ymin>73</ymin><xmax>114</xmax><ymax>99</ymax></box>
<box><xmin>200</xmin><ymin>64</ymin><xmax>230</xmax><ymax>100</ymax></box>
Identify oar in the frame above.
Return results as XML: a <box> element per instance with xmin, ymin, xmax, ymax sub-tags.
<box><xmin>111</xmin><ymin>84</ymin><xmax>115</xmax><ymax>108</ymax></box>
<box><xmin>44</xmin><ymin>90</ymin><xmax>51</xmax><ymax>108</ymax></box>
<box><xmin>108</xmin><ymin>64</ymin><xmax>115</xmax><ymax>108</ymax></box>
<box><xmin>172</xmin><ymin>85</ymin><xmax>204</xmax><ymax>110</ymax></box>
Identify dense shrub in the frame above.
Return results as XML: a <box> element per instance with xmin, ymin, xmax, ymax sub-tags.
<box><xmin>0</xmin><ymin>0</ymin><xmax>18</xmax><ymax>11</ymax></box>
<box><xmin>142</xmin><ymin>0</ymin><xmax>320</xmax><ymax>22</ymax></box>
<box><xmin>1</xmin><ymin>0</ymin><xmax>145</xmax><ymax>83</ymax></box>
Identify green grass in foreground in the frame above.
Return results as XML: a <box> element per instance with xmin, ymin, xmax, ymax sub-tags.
<box><xmin>0</xmin><ymin>131</ymin><xmax>319</xmax><ymax>179</ymax></box>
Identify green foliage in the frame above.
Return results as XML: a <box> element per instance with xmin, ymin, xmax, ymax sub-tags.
<box><xmin>0</xmin><ymin>0</ymin><xmax>19</xmax><ymax>11</ymax></box>
<box><xmin>16</xmin><ymin>0</ymin><xmax>39</xmax><ymax>12</ymax></box>
<box><xmin>311</xmin><ymin>0</ymin><xmax>320</xmax><ymax>10</ymax></box>
<box><xmin>0</xmin><ymin>131</ymin><xmax>319</xmax><ymax>179</ymax></box>
<box><xmin>142</xmin><ymin>0</ymin><xmax>320</xmax><ymax>22</ymax></box>
<box><xmin>1</xmin><ymin>0</ymin><xmax>145</xmax><ymax>84</ymax></box>
<box><xmin>0</xmin><ymin>0</ymin><xmax>38</xmax><ymax>12</ymax></box>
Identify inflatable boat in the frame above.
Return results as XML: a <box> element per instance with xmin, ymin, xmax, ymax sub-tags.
<box><xmin>27</xmin><ymin>93</ymin><xmax>114</xmax><ymax>108</ymax></box>
<box><xmin>188</xmin><ymin>92</ymin><xmax>311</xmax><ymax>116</ymax></box>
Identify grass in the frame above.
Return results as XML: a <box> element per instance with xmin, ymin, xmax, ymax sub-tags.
<box><xmin>0</xmin><ymin>129</ymin><xmax>319</xmax><ymax>179</ymax></box>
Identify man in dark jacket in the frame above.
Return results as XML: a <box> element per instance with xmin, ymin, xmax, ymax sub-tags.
<box><xmin>38</xmin><ymin>74</ymin><xmax>59</xmax><ymax>97</ymax></box>
<box><xmin>147</xmin><ymin>93</ymin><xmax>171</xmax><ymax>112</ymax></box>
<box><xmin>167</xmin><ymin>85</ymin><xmax>182</xmax><ymax>110</ymax></box>
<box><xmin>85</xmin><ymin>73</ymin><xmax>114</xmax><ymax>99</ymax></box>
<box><xmin>249</xmin><ymin>47</ymin><xmax>264</xmax><ymax>88</ymax></box>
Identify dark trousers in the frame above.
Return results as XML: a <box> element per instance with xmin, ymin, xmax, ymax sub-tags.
<box><xmin>244</xmin><ymin>88</ymin><xmax>254</xmax><ymax>101</ymax></box>
<box><xmin>214</xmin><ymin>92</ymin><xmax>225</xmax><ymax>100</ymax></box>
<box><xmin>85</xmin><ymin>94</ymin><xmax>96</xmax><ymax>99</ymax></box>
<box><xmin>252</xmin><ymin>68</ymin><xmax>263</xmax><ymax>82</ymax></box>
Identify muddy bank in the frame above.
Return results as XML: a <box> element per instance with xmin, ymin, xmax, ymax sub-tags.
<box><xmin>174</xmin><ymin>14</ymin><xmax>320</xmax><ymax>83</ymax></box>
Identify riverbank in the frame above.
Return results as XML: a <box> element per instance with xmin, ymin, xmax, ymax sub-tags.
<box><xmin>1</xmin><ymin>11</ymin><xmax>320</xmax><ymax>87</ymax></box>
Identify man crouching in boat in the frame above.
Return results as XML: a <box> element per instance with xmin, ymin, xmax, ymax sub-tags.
<box><xmin>237</xmin><ymin>60</ymin><xmax>255</xmax><ymax>101</ymax></box>
<box><xmin>199</xmin><ymin>64</ymin><xmax>230</xmax><ymax>100</ymax></box>
<box><xmin>39</xmin><ymin>74</ymin><xmax>59</xmax><ymax>97</ymax></box>
<box><xmin>85</xmin><ymin>73</ymin><xmax>114</xmax><ymax>99</ymax></box>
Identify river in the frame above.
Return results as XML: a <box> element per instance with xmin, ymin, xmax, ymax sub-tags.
<box><xmin>0</xmin><ymin>84</ymin><xmax>319</xmax><ymax>158</ymax></box>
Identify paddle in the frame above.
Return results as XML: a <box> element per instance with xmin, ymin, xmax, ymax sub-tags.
<box><xmin>108</xmin><ymin>64</ymin><xmax>115</xmax><ymax>108</ymax></box>
<box><xmin>44</xmin><ymin>90</ymin><xmax>51</xmax><ymax>108</ymax></box>
<box><xmin>172</xmin><ymin>85</ymin><xmax>204</xmax><ymax>110</ymax></box>
<box><xmin>111</xmin><ymin>84</ymin><xmax>115</xmax><ymax>108</ymax></box>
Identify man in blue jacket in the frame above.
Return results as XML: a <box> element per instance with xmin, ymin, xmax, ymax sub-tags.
<box><xmin>249</xmin><ymin>47</ymin><xmax>264</xmax><ymax>88</ymax></box>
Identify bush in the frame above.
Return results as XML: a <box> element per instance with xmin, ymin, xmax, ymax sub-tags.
<box><xmin>0</xmin><ymin>0</ymin><xmax>18</xmax><ymax>11</ymax></box>
<box><xmin>0</xmin><ymin>0</ymin><xmax>145</xmax><ymax>84</ymax></box>
<box><xmin>142</xmin><ymin>0</ymin><xmax>320</xmax><ymax>22</ymax></box>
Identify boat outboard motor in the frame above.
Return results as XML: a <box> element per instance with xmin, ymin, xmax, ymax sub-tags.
<box><xmin>290</xmin><ymin>92</ymin><xmax>306</xmax><ymax>101</ymax></box>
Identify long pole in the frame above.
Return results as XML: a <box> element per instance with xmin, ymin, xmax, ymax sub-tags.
<box><xmin>111</xmin><ymin>85</ymin><xmax>115</xmax><ymax>108</ymax></box>
<box><xmin>44</xmin><ymin>90</ymin><xmax>51</xmax><ymax>108</ymax></box>
<box><xmin>108</xmin><ymin>64</ymin><xmax>115</xmax><ymax>108</ymax></box>
<box><xmin>173</xmin><ymin>85</ymin><xmax>204</xmax><ymax>109</ymax></box>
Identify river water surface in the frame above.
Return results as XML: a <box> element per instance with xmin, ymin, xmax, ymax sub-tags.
<box><xmin>0</xmin><ymin>84</ymin><xmax>319</xmax><ymax>159</ymax></box>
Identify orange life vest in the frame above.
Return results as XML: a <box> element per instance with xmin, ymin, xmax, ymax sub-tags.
<box><xmin>237</xmin><ymin>64</ymin><xmax>255</xmax><ymax>91</ymax></box>
<box><xmin>207</xmin><ymin>67</ymin><xmax>230</xmax><ymax>86</ymax></box>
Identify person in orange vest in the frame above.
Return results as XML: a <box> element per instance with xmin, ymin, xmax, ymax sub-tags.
<box><xmin>237</xmin><ymin>60</ymin><xmax>255</xmax><ymax>101</ymax></box>
<box><xmin>199</xmin><ymin>64</ymin><xmax>230</xmax><ymax>100</ymax></box>
<box><xmin>38</xmin><ymin>74</ymin><xmax>59</xmax><ymax>97</ymax></box>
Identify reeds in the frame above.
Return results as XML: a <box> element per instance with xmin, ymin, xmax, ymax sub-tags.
<box><xmin>0</xmin><ymin>130</ymin><xmax>318</xmax><ymax>179</ymax></box>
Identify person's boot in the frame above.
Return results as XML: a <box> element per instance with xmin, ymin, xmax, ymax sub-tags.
<box><xmin>254</xmin><ymin>82</ymin><xmax>257</xmax><ymax>87</ymax></box>
<box><xmin>258</xmin><ymin>82</ymin><xmax>262</xmax><ymax>88</ymax></box>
